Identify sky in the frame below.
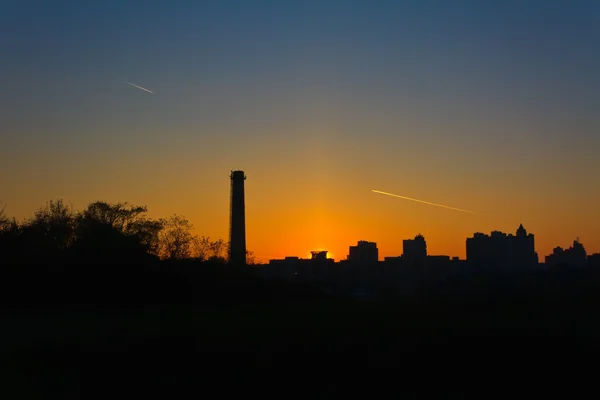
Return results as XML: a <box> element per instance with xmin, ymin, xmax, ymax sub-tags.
<box><xmin>1</xmin><ymin>0</ymin><xmax>599</xmax><ymax>262</ymax></box>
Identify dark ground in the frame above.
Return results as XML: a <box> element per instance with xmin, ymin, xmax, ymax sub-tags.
<box><xmin>1</xmin><ymin>263</ymin><xmax>599</xmax><ymax>397</ymax></box>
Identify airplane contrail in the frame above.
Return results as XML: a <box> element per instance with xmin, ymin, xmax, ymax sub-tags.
<box><xmin>124</xmin><ymin>81</ymin><xmax>154</xmax><ymax>94</ymax></box>
<box><xmin>372</xmin><ymin>190</ymin><xmax>478</xmax><ymax>214</ymax></box>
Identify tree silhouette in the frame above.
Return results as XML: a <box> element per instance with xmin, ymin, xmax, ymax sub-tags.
<box><xmin>158</xmin><ymin>215</ymin><xmax>194</xmax><ymax>260</ymax></box>
<box><xmin>0</xmin><ymin>204</ymin><xmax>21</xmax><ymax>263</ymax></box>
<box><xmin>0</xmin><ymin>203</ymin><xmax>8</xmax><ymax>232</ymax></box>
<box><xmin>192</xmin><ymin>235</ymin><xmax>211</xmax><ymax>261</ymax></box>
<box><xmin>191</xmin><ymin>236</ymin><xmax>229</xmax><ymax>263</ymax></box>
<box><xmin>0</xmin><ymin>199</ymin><xmax>249</xmax><ymax>266</ymax></box>
<box><xmin>126</xmin><ymin>217</ymin><xmax>164</xmax><ymax>257</ymax></box>
<box><xmin>79</xmin><ymin>201</ymin><xmax>147</xmax><ymax>230</ymax></box>
<box><xmin>27</xmin><ymin>199</ymin><xmax>76</xmax><ymax>251</ymax></box>
<box><xmin>71</xmin><ymin>201</ymin><xmax>160</xmax><ymax>263</ymax></box>
<box><xmin>246</xmin><ymin>250</ymin><xmax>257</xmax><ymax>265</ymax></box>
<box><xmin>208</xmin><ymin>239</ymin><xmax>228</xmax><ymax>263</ymax></box>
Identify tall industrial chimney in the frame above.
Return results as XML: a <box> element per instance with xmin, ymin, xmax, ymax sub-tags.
<box><xmin>229</xmin><ymin>170</ymin><xmax>246</xmax><ymax>265</ymax></box>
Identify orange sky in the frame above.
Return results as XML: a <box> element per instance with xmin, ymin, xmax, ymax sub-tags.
<box><xmin>1</xmin><ymin>152</ymin><xmax>598</xmax><ymax>264</ymax></box>
<box><xmin>2</xmin><ymin>2</ymin><xmax>599</xmax><ymax>264</ymax></box>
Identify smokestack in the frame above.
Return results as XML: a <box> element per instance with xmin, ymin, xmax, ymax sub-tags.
<box><xmin>229</xmin><ymin>170</ymin><xmax>246</xmax><ymax>265</ymax></box>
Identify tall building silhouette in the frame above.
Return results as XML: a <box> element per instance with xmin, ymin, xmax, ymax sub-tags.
<box><xmin>403</xmin><ymin>234</ymin><xmax>427</xmax><ymax>266</ymax></box>
<box><xmin>466</xmin><ymin>224</ymin><xmax>538</xmax><ymax>268</ymax></box>
<box><xmin>348</xmin><ymin>241</ymin><xmax>378</xmax><ymax>264</ymax></box>
<box><xmin>229</xmin><ymin>170</ymin><xmax>246</xmax><ymax>265</ymax></box>
<box><xmin>545</xmin><ymin>238</ymin><xmax>587</xmax><ymax>268</ymax></box>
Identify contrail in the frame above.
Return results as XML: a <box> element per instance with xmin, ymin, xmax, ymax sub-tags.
<box><xmin>372</xmin><ymin>190</ymin><xmax>478</xmax><ymax>214</ymax></box>
<box><xmin>124</xmin><ymin>81</ymin><xmax>154</xmax><ymax>94</ymax></box>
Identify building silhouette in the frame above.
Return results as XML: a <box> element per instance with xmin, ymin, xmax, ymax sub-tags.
<box><xmin>545</xmin><ymin>239</ymin><xmax>587</xmax><ymax>268</ymax></box>
<box><xmin>403</xmin><ymin>234</ymin><xmax>427</xmax><ymax>266</ymax></box>
<box><xmin>311</xmin><ymin>251</ymin><xmax>328</xmax><ymax>261</ymax></box>
<box><xmin>348</xmin><ymin>241</ymin><xmax>378</xmax><ymax>264</ymax></box>
<box><xmin>229</xmin><ymin>170</ymin><xmax>247</xmax><ymax>265</ymax></box>
<box><xmin>266</xmin><ymin>251</ymin><xmax>334</xmax><ymax>282</ymax></box>
<box><xmin>466</xmin><ymin>224</ymin><xmax>538</xmax><ymax>268</ymax></box>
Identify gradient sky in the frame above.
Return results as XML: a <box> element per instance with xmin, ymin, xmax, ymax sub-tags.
<box><xmin>1</xmin><ymin>0</ymin><xmax>599</xmax><ymax>262</ymax></box>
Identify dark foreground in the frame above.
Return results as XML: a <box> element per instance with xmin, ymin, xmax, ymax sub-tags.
<box><xmin>2</xmin><ymin>263</ymin><xmax>600</xmax><ymax>396</ymax></box>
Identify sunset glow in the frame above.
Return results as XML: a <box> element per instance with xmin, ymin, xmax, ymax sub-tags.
<box><xmin>1</xmin><ymin>1</ymin><xmax>599</xmax><ymax>264</ymax></box>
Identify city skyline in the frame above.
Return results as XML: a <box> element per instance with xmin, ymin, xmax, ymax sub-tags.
<box><xmin>2</xmin><ymin>1</ymin><xmax>599</xmax><ymax>263</ymax></box>
<box><xmin>0</xmin><ymin>171</ymin><xmax>595</xmax><ymax>265</ymax></box>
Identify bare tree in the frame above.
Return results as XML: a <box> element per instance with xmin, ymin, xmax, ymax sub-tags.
<box><xmin>28</xmin><ymin>199</ymin><xmax>76</xmax><ymax>250</ymax></box>
<box><xmin>127</xmin><ymin>218</ymin><xmax>164</xmax><ymax>256</ymax></box>
<box><xmin>246</xmin><ymin>250</ymin><xmax>257</xmax><ymax>265</ymax></box>
<box><xmin>157</xmin><ymin>214</ymin><xmax>195</xmax><ymax>260</ymax></box>
<box><xmin>190</xmin><ymin>236</ymin><xmax>229</xmax><ymax>263</ymax></box>
<box><xmin>80</xmin><ymin>201</ymin><xmax>147</xmax><ymax>232</ymax></box>
<box><xmin>192</xmin><ymin>235</ymin><xmax>211</xmax><ymax>261</ymax></box>
<box><xmin>208</xmin><ymin>239</ymin><xmax>228</xmax><ymax>263</ymax></box>
<box><xmin>0</xmin><ymin>203</ymin><xmax>8</xmax><ymax>232</ymax></box>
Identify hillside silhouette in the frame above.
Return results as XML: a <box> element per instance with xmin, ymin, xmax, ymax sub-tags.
<box><xmin>1</xmin><ymin>199</ymin><xmax>599</xmax><ymax>396</ymax></box>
